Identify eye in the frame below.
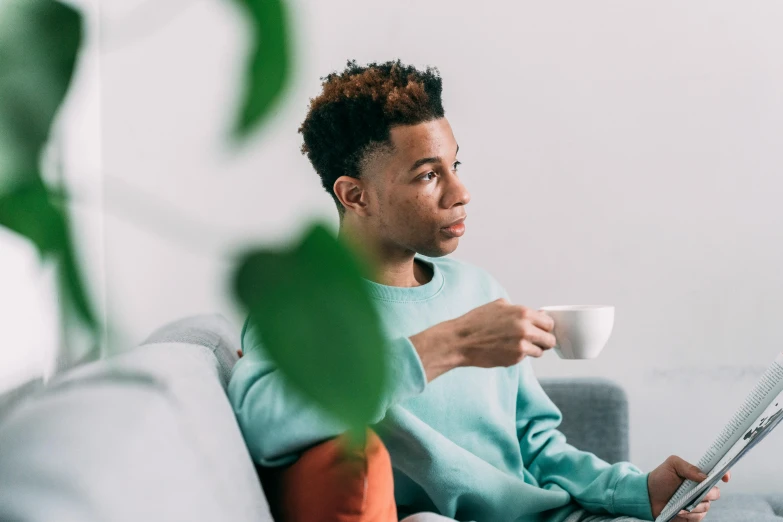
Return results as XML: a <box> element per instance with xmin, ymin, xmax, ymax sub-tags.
<box><xmin>420</xmin><ymin>161</ymin><xmax>461</xmax><ymax>182</ymax></box>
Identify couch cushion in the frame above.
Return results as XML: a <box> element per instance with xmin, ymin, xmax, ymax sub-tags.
<box><xmin>0</xmin><ymin>342</ymin><xmax>272</xmax><ymax>522</ymax></box>
<box><xmin>712</xmin><ymin>493</ymin><xmax>775</xmax><ymax>514</ymax></box>
<box><xmin>707</xmin><ymin>492</ymin><xmax>783</xmax><ymax>521</ymax></box>
<box><xmin>766</xmin><ymin>495</ymin><xmax>783</xmax><ymax>517</ymax></box>
<box><xmin>707</xmin><ymin>498</ymin><xmax>783</xmax><ymax>522</ymax></box>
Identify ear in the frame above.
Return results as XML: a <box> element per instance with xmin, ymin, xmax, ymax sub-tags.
<box><xmin>333</xmin><ymin>176</ymin><xmax>371</xmax><ymax>217</ymax></box>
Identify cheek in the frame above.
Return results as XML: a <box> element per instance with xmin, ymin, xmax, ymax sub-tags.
<box><xmin>404</xmin><ymin>194</ymin><xmax>428</xmax><ymax>214</ymax></box>
<box><xmin>386</xmin><ymin>189</ymin><xmax>437</xmax><ymax>229</ymax></box>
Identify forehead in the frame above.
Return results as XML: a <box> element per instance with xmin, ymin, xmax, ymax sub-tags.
<box><xmin>388</xmin><ymin>118</ymin><xmax>455</xmax><ymax>160</ymax></box>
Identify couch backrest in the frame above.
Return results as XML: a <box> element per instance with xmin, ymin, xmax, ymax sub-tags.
<box><xmin>539</xmin><ymin>377</ymin><xmax>630</xmax><ymax>463</ymax></box>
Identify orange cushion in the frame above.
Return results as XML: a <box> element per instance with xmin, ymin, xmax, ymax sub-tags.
<box><xmin>274</xmin><ymin>429</ymin><xmax>398</xmax><ymax>522</ymax></box>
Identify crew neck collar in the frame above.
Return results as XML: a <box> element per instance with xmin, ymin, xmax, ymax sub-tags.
<box><xmin>362</xmin><ymin>254</ymin><xmax>445</xmax><ymax>303</ymax></box>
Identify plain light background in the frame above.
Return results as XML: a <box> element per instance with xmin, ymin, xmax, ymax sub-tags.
<box><xmin>2</xmin><ymin>0</ymin><xmax>783</xmax><ymax>493</ymax></box>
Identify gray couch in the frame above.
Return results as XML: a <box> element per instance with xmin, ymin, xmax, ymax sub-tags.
<box><xmin>0</xmin><ymin>314</ymin><xmax>779</xmax><ymax>522</ymax></box>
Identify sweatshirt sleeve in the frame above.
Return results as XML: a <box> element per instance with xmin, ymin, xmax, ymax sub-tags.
<box><xmin>227</xmin><ymin>316</ymin><xmax>428</xmax><ymax>467</ymax></box>
<box><xmin>515</xmin><ymin>358</ymin><xmax>654</xmax><ymax>520</ymax></box>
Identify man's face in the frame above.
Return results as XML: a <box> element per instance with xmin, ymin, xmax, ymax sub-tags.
<box><xmin>363</xmin><ymin>117</ymin><xmax>470</xmax><ymax>257</ymax></box>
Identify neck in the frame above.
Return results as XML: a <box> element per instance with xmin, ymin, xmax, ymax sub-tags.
<box><xmin>337</xmin><ymin>222</ymin><xmax>431</xmax><ymax>288</ymax></box>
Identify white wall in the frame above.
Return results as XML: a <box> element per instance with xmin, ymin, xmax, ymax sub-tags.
<box><xmin>93</xmin><ymin>0</ymin><xmax>783</xmax><ymax>492</ymax></box>
<box><xmin>0</xmin><ymin>230</ymin><xmax>56</xmax><ymax>391</ymax></box>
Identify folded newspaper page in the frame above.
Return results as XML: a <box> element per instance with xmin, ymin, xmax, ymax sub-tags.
<box><xmin>655</xmin><ymin>353</ymin><xmax>783</xmax><ymax>522</ymax></box>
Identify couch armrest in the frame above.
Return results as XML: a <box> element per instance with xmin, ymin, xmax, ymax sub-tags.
<box><xmin>141</xmin><ymin>314</ymin><xmax>240</xmax><ymax>388</ymax></box>
<box><xmin>539</xmin><ymin>378</ymin><xmax>630</xmax><ymax>464</ymax></box>
<box><xmin>0</xmin><ymin>377</ymin><xmax>44</xmax><ymax>423</ymax></box>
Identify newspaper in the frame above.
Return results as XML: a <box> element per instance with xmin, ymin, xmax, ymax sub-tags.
<box><xmin>655</xmin><ymin>353</ymin><xmax>783</xmax><ymax>522</ymax></box>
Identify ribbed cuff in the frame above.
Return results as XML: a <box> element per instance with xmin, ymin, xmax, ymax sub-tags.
<box><xmin>613</xmin><ymin>472</ymin><xmax>654</xmax><ymax>521</ymax></box>
<box><xmin>372</xmin><ymin>336</ymin><xmax>427</xmax><ymax>423</ymax></box>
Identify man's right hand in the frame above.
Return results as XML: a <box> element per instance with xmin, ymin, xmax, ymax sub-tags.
<box><xmin>409</xmin><ymin>298</ymin><xmax>557</xmax><ymax>382</ymax></box>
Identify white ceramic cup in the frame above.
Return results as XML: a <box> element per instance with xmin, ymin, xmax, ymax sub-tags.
<box><xmin>539</xmin><ymin>305</ymin><xmax>615</xmax><ymax>359</ymax></box>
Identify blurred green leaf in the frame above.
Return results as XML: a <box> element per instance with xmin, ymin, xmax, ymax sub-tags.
<box><xmin>234</xmin><ymin>221</ymin><xmax>387</xmax><ymax>431</ymax></box>
<box><xmin>0</xmin><ymin>0</ymin><xmax>82</xmax><ymax>189</ymax></box>
<box><xmin>0</xmin><ymin>178</ymin><xmax>66</xmax><ymax>254</ymax></box>
<box><xmin>230</xmin><ymin>0</ymin><xmax>291</xmax><ymax>139</ymax></box>
<box><xmin>0</xmin><ymin>0</ymin><xmax>98</xmax><ymax>335</ymax></box>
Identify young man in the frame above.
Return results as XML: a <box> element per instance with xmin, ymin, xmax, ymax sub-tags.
<box><xmin>228</xmin><ymin>59</ymin><xmax>728</xmax><ymax>522</ymax></box>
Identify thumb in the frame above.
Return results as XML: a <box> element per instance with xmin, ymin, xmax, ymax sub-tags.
<box><xmin>673</xmin><ymin>457</ymin><xmax>708</xmax><ymax>482</ymax></box>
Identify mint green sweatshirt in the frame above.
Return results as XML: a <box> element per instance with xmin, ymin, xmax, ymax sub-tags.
<box><xmin>228</xmin><ymin>254</ymin><xmax>654</xmax><ymax>522</ymax></box>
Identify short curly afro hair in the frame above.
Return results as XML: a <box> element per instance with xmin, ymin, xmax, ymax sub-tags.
<box><xmin>298</xmin><ymin>59</ymin><xmax>445</xmax><ymax>218</ymax></box>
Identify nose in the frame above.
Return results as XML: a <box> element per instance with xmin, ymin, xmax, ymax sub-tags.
<box><xmin>444</xmin><ymin>171</ymin><xmax>471</xmax><ymax>208</ymax></box>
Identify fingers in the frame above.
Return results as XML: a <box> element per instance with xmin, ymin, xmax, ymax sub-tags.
<box><xmin>704</xmin><ymin>486</ymin><xmax>721</xmax><ymax>501</ymax></box>
<box><xmin>521</xmin><ymin>340</ymin><xmax>545</xmax><ymax>358</ymax></box>
<box><xmin>524</xmin><ymin>308</ymin><xmax>555</xmax><ymax>332</ymax></box>
<box><xmin>688</xmin><ymin>500</ymin><xmax>711</xmax><ymax>513</ymax></box>
<box><xmin>722</xmin><ymin>471</ymin><xmax>731</xmax><ymax>482</ymax></box>
<box><xmin>673</xmin><ymin>483</ymin><xmax>722</xmax><ymax>521</ymax></box>
<box><xmin>512</xmin><ymin>307</ymin><xmax>556</xmax><ymax>350</ymax></box>
<box><xmin>521</xmin><ymin>321</ymin><xmax>557</xmax><ymax>349</ymax></box>
<box><xmin>670</xmin><ymin>456</ymin><xmax>708</xmax><ymax>482</ymax></box>
<box><xmin>674</xmin><ymin>487</ymin><xmax>720</xmax><ymax>520</ymax></box>
<box><xmin>677</xmin><ymin>509</ymin><xmax>708</xmax><ymax>521</ymax></box>
<box><xmin>506</xmin><ymin>305</ymin><xmax>554</xmax><ymax>335</ymax></box>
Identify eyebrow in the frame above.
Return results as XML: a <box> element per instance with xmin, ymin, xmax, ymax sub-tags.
<box><xmin>408</xmin><ymin>144</ymin><xmax>459</xmax><ymax>173</ymax></box>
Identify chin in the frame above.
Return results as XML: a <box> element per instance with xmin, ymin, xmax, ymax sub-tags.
<box><xmin>418</xmin><ymin>239</ymin><xmax>459</xmax><ymax>258</ymax></box>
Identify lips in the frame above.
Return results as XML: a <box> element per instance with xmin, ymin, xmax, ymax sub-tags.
<box><xmin>441</xmin><ymin>216</ymin><xmax>467</xmax><ymax>238</ymax></box>
<box><xmin>442</xmin><ymin>216</ymin><xmax>466</xmax><ymax>228</ymax></box>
